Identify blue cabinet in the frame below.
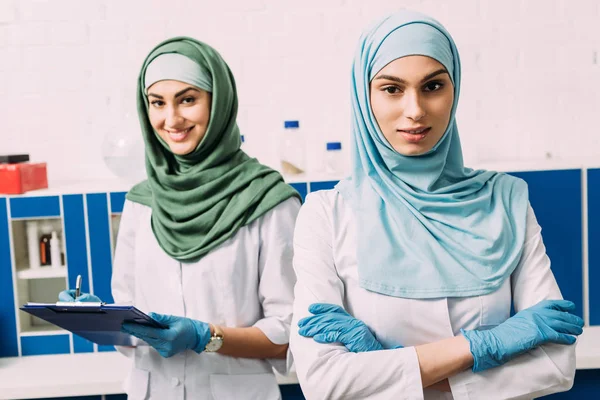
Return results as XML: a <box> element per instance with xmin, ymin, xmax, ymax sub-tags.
<box><xmin>289</xmin><ymin>182</ymin><xmax>308</xmax><ymax>202</ymax></box>
<box><xmin>543</xmin><ymin>369</ymin><xmax>600</xmax><ymax>399</ymax></box>
<box><xmin>10</xmin><ymin>196</ymin><xmax>61</xmax><ymax>219</ymax></box>
<box><xmin>0</xmin><ymin>192</ymin><xmax>127</xmax><ymax>358</ymax></box>
<box><xmin>0</xmin><ymin>198</ymin><xmax>18</xmax><ymax>357</ymax></box>
<box><xmin>588</xmin><ymin>169</ymin><xmax>600</xmax><ymax>325</ymax></box>
<box><xmin>309</xmin><ymin>180</ymin><xmax>339</xmax><ymax>192</ymax></box>
<box><xmin>21</xmin><ymin>334</ymin><xmax>70</xmax><ymax>356</ymax></box>
<box><xmin>86</xmin><ymin>193</ymin><xmax>114</xmax><ymax>305</ymax></box>
<box><xmin>63</xmin><ymin>195</ymin><xmax>91</xmax><ymax>300</ymax></box>
<box><xmin>509</xmin><ymin>170</ymin><xmax>584</xmax><ymax>318</ymax></box>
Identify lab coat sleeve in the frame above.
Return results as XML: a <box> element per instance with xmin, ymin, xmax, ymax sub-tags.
<box><xmin>449</xmin><ymin>203</ymin><xmax>577</xmax><ymax>399</ymax></box>
<box><xmin>290</xmin><ymin>192</ymin><xmax>424</xmax><ymax>400</ymax></box>
<box><xmin>110</xmin><ymin>200</ymin><xmax>141</xmax><ymax>359</ymax></box>
<box><xmin>252</xmin><ymin>197</ymin><xmax>301</xmax><ymax>374</ymax></box>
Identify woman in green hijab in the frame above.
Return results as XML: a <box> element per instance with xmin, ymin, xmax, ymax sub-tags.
<box><xmin>61</xmin><ymin>37</ymin><xmax>301</xmax><ymax>399</ymax></box>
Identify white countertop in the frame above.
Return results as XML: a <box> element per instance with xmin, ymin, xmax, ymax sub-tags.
<box><xmin>572</xmin><ymin>326</ymin><xmax>600</xmax><ymax>370</ymax></box>
<box><xmin>0</xmin><ymin>351</ymin><xmax>298</xmax><ymax>400</ymax></box>
<box><xmin>1</xmin><ymin>327</ymin><xmax>599</xmax><ymax>399</ymax></box>
<box><xmin>0</xmin><ymin>352</ymin><xmax>130</xmax><ymax>399</ymax></box>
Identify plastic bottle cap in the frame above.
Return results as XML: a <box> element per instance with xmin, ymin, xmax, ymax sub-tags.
<box><xmin>284</xmin><ymin>121</ymin><xmax>299</xmax><ymax>128</ymax></box>
<box><xmin>51</xmin><ymin>231</ymin><xmax>58</xmax><ymax>239</ymax></box>
<box><xmin>326</xmin><ymin>142</ymin><xmax>342</xmax><ymax>151</ymax></box>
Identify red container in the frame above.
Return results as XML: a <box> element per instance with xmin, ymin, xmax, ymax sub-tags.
<box><xmin>0</xmin><ymin>163</ymin><xmax>48</xmax><ymax>194</ymax></box>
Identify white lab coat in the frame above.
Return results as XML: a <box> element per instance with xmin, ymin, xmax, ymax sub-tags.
<box><xmin>290</xmin><ymin>190</ymin><xmax>577</xmax><ymax>400</ymax></box>
<box><xmin>111</xmin><ymin>197</ymin><xmax>300</xmax><ymax>400</ymax></box>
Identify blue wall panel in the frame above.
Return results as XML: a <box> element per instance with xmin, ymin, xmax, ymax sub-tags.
<box><xmin>289</xmin><ymin>183</ymin><xmax>308</xmax><ymax>203</ymax></box>
<box><xmin>588</xmin><ymin>169</ymin><xmax>600</xmax><ymax>325</ymax></box>
<box><xmin>309</xmin><ymin>180</ymin><xmax>339</xmax><ymax>193</ymax></box>
<box><xmin>97</xmin><ymin>345</ymin><xmax>116</xmax><ymax>352</ymax></box>
<box><xmin>63</xmin><ymin>195</ymin><xmax>91</xmax><ymax>299</ymax></box>
<box><xmin>0</xmin><ymin>198</ymin><xmax>18</xmax><ymax>357</ymax></box>
<box><xmin>86</xmin><ymin>194</ymin><xmax>114</xmax><ymax>303</ymax></box>
<box><xmin>109</xmin><ymin>192</ymin><xmax>127</xmax><ymax>214</ymax></box>
<box><xmin>10</xmin><ymin>196</ymin><xmax>60</xmax><ymax>219</ymax></box>
<box><xmin>72</xmin><ymin>333</ymin><xmax>94</xmax><ymax>354</ymax></box>
<box><xmin>509</xmin><ymin>170</ymin><xmax>583</xmax><ymax>318</ymax></box>
<box><xmin>542</xmin><ymin>369</ymin><xmax>600</xmax><ymax>398</ymax></box>
<box><xmin>21</xmin><ymin>334</ymin><xmax>70</xmax><ymax>356</ymax></box>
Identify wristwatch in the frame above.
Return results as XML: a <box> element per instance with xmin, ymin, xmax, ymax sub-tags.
<box><xmin>204</xmin><ymin>324</ymin><xmax>224</xmax><ymax>352</ymax></box>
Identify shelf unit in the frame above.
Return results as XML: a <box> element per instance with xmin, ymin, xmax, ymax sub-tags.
<box><xmin>0</xmin><ymin>191</ymin><xmax>127</xmax><ymax>358</ymax></box>
<box><xmin>8</xmin><ymin>201</ymin><xmax>68</xmax><ymax>339</ymax></box>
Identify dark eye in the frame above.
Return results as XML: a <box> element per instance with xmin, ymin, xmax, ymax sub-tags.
<box><xmin>182</xmin><ymin>96</ymin><xmax>196</xmax><ymax>104</ymax></box>
<box><xmin>383</xmin><ymin>86</ymin><xmax>402</xmax><ymax>94</ymax></box>
<box><xmin>150</xmin><ymin>100</ymin><xmax>164</xmax><ymax>107</ymax></box>
<box><xmin>424</xmin><ymin>81</ymin><xmax>444</xmax><ymax>92</ymax></box>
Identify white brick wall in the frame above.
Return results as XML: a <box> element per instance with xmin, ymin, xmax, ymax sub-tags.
<box><xmin>1</xmin><ymin>0</ymin><xmax>599</xmax><ymax>183</ymax></box>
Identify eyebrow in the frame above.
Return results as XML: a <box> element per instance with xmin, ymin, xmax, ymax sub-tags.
<box><xmin>374</xmin><ymin>68</ymin><xmax>448</xmax><ymax>84</ymax></box>
<box><xmin>147</xmin><ymin>87</ymin><xmax>201</xmax><ymax>99</ymax></box>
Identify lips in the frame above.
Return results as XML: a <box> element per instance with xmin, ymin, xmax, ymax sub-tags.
<box><xmin>399</xmin><ymin>127</ymin><xmax>430</xmax><ymax>134</ymax></box>
<box><xmin>397</xmin><ymin>127</ymin><xmax>431</xmax><ymax>143</ymax></box>
<box><xmin>165</xmin><ymin>127</ymin><xmax>193</xmax><ymax>142</ymax></box>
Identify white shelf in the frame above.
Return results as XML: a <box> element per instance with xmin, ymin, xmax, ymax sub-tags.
<box><xmin>17</xmin><ymin>266</ymin><xmax>67</xmax><ymax>280</ymax></box>
<box><xmin>0</xmin><ymin>352</ymin><xmax>299</xmax><ymax>400</ymax></box>
<box><xmin>19</xmin><ymin>326</ymin><xmax>68</xmax><ymax>336</ymax></box>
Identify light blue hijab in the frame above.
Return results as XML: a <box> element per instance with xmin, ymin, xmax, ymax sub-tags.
<box><xmin>336</xmin><ymin>10</ymin><xmax>529</xmax><ymax>299</ymax></box>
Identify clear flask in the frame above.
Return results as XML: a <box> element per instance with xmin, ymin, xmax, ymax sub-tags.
<box><xmin>279</xmin><ymin>120</ymin><xmax>305</xmax><ymax>175</ymax></box>
<box><xmin>325</xmin><ymin>142</ymin><xmax>343</xmax><ymax>175</ymax></box>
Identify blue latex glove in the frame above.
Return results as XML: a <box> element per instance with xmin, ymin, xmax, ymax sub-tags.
<box><xmin>298</xmin><ymin>303</ymin><xmax>397</xmax><ymax>352</ymax></box>
<box><xmin>58</xmin><ymin>289</ymin><xmax>102</xmax><ymax>303</ymax></box>
<box><xmin>462</xmin><ymin>299</ymin><xmax>584</xmax><ymax>372</ymax></box>
<box><xmin>121</xmin><ymin>312</ymin><xmax>212</xmax><ymax>358</ymax></box>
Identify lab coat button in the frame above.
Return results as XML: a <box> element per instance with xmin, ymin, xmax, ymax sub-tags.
<box><xmin>171</xmin><ymin>377</ymin><xmax>180</xmax><ymax>387</ymax></box>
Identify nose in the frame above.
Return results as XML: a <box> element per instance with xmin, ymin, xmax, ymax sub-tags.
<box><xmin>402</xmin><ymin>90</ymin><xmax>426</xmax><ymax>121</ymax></box>
<box><xmin>165</xmin><ymin>105</ymin><xmax>184</xmax><ymax>128</ymax></box>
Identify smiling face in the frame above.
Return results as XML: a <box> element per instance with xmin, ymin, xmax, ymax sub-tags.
<box><xmin>146</xmin><ymin>80</ymin><xmax>212</xmax><ymax>156</ymax></box>
<box><xmin>369</xmin><ymin>55</ymin><xmax>454</xmax><ymax>156</ymax></box>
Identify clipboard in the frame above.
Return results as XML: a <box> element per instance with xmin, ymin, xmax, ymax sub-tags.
<box><xmin>20</xmin><ymin>302</ymin><xmax>167</xmax><ymax>346</ymax></box>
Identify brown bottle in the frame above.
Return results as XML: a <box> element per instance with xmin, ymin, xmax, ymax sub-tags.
<box><xmin>39</xmin><ymin>234</ymin><xmax>52</xmax><ymax>266</ymax></box>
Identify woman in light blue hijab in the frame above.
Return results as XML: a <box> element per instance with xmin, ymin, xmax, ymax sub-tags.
<box><xmin>290</xmin><ymin>10</ymin><xmax>582</xmax><ymax>399</ymax></box>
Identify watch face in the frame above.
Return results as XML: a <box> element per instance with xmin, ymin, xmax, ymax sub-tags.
<box><xmin>205</xmin><ymin>336</ymin><xmax>223</xmax><ymax>352</ymax></box>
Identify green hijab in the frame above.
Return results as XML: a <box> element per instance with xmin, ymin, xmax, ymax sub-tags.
<box><xmin>127</xmin><ymin>37</ymin><xmax>299</xmax><ymax>262</ymax></box>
